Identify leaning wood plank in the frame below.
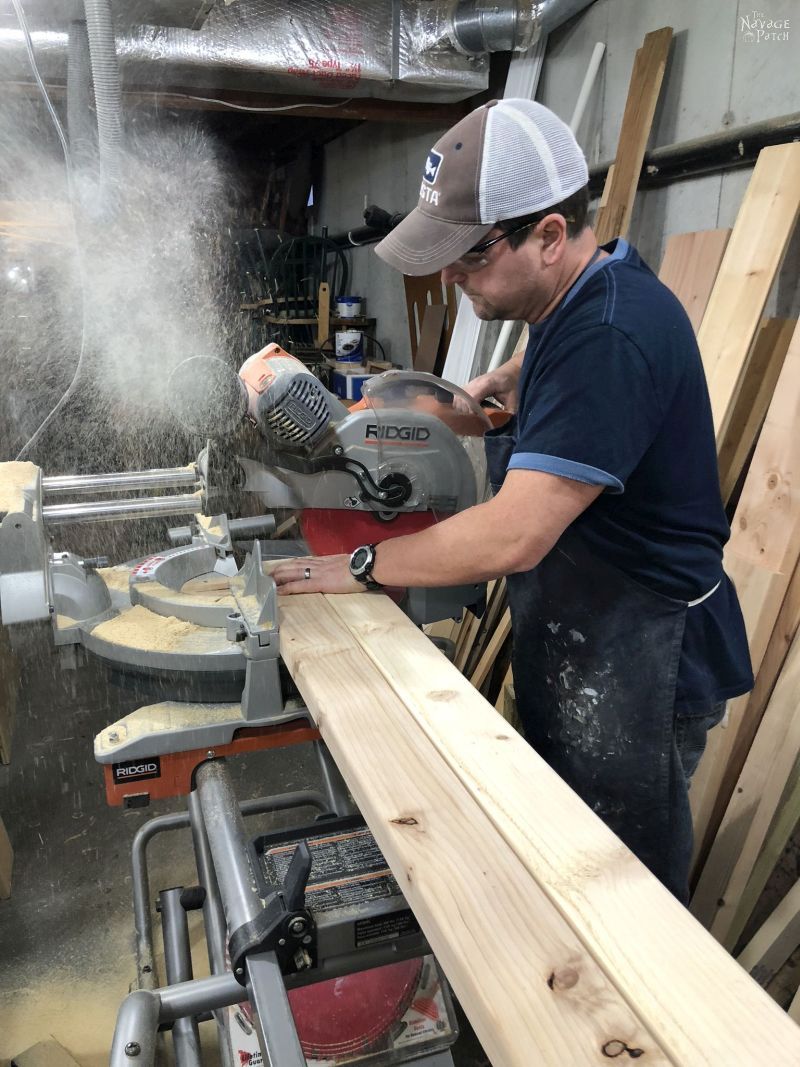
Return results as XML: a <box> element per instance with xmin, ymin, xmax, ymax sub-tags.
<box><xmin>720</xmin><ymin>555</ymin><xmax>800</xmax><ymax>948</ymax></box>
<box><xmin>317</xmin><ymin>591</ymin><xmax>800</xmax><ymax>1063</ymax></box>
<box><xmin>593</xmin><ymin>28</ymin><xmax>673</xmax><ymax>244</ymax></box>
<box><xmin>0</xmin><ymin>813</ymin><xmax>12</xmax><ymax>899</ymax></box>
<box><xmin>280</xmin><ymin>594</ymin><xmax>670</xmax><ymax>1066</ymax></box>
<box><xmin>736</xmin><ymin>877</ymin><xmax>800</xmax><ymax>987</ymax></box>
<box><xmin>698</xmin><ymin>142</ymin><xmax>800</xmax><ymax>443</ymax></box>
<box><xmin>657</xmin><ymin>229</ymin><xmax>731</xmax><ymax>334</ymax></box>
<box><xmin>717</xmin><ymin>318</ymin><xmax>796</xmax><ymax>503</ymax></box>
<box><xmin>692</xmin><ymin>631</ymin><xmax>800</xmax><ymax>943</ymax></box>
<box><xmin>470</xmin><ymin>606</ymin><xmax>512</xmax><ymax>691</ymax></box>
<box><xmin>690</xmin><ymin>319</ymin><xmax>800</xmax><ymax>872</ymax></box>
<box><xmin>727</xmin><ymin>758</ymin><xmax>800</xmax><ymax>952</ymax></box>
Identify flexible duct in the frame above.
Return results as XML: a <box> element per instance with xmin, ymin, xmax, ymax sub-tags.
<box><xmin>67</xmin><ymin>21</ymin><xmax>96</xmax><ymax>172</ymax></box>
<box><xmin>83</xmin><ymin>0</ymin><xmax>122</xmax><ymax>183</ymax></box>
<box><xmin>0</xmin><ymin>0</ymin><xmax>597</xmax><ymax>104</ymax></box>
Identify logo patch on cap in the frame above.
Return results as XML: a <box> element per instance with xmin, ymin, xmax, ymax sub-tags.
<box><xmin>423</xmin><ymin>149</ymin><xmax>443</xmax><ymax>185</ymax></box>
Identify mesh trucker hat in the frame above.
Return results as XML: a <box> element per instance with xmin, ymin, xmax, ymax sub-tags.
<box><xmin>375</xmin><ymin>98</ymin><xmax>588</xmax><ymax>276</ymax></box>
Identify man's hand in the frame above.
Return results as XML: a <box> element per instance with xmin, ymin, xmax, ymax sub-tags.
<box><xmin>271</xmin><ymin>554</ymin><xmax>362</xmax><ymax>595</ymax></box>
<box><xmin>463</xmin><ymin>358</ymin><xmax>523</xmax><ymax>414</ymax></box>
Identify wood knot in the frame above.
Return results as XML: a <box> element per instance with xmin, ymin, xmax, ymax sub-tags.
<box><xmin>766</xmin><ymin>473</ymin><xmax>779</xmax><ymax>490</ymax></box>
<box><xmin>547</xmin><ymin>967</ymin><xmax>579</xmax><ymax>991</ymax></box>
<box><xmin>602</xmin><ymin>1039</ymin><xmax>644</xmax><ymax>1058</ymax></box>
<box><xmin>391</xmin><ymin>816</ymin><xmax>419</xmax><ymax>826</ymax></box>
<box><xmin>495</xmin><ymin>734</ymin><xmax>511</xmax><ymax>741</ymax></box>
<box><xmin>428</xmin><ymin>689</ymin><xmax>458</xmax><ymax>702</ymax></box>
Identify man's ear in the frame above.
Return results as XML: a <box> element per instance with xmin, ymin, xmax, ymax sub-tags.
<box><xmin>538</xmin><ymin>215</ymin><xmax>568</xmax><ymax>263</ymax></box>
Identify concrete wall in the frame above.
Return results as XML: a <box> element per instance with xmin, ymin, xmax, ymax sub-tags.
<box><xmin>319</xmin><ymin>0</ymin><xmax>800</xmax><ymax>366</ymax></box>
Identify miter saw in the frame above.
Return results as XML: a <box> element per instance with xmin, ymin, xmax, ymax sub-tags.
<box><xmin>0</xmin><ymin>352</ymin><xmax>491</xmax><ymax>1066</ymax></box>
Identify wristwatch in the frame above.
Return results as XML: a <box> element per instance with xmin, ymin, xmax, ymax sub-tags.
<box><xmin>349</xmin><ymin>543</ymin><xmax>383</xmax><ymax>590</ymax></box>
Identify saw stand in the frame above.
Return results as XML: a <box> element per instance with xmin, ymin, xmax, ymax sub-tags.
<box><xmin>112</xmin><ymin>755</ymin><xmax>456</xmax><ymax>1067</ymax></box>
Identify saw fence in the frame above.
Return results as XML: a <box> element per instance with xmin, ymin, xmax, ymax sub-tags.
<box><xmin>430</xmin><ymin>137</ymin><xmax>800</xmax><ymax>1028</ymax></box>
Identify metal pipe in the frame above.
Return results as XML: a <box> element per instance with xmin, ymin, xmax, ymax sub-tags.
<box><xmin>189</xmin><ymin>791</ymin><xmax>236</xmax><ymax>1067</ymax></box>
<box><xmin>569</xmin><ymin>41</ymin><xmax>605</xmax><ymax>134</ymax></box>
<box><xmin>130</xmin><ymin>791</ymin><xmax>330</xmax><ymax>991</ymax></box>
<box><xmin>588</xmin><ymin>110</ymin><xmax>800</xmax><ymax>192</ymax></box>
<box><xmin>245</xmin><ymin>952</ymin><xmax>308</xmax><ymax>1067</ymax></box>
<box><xmin>42</xmin><ymin>466</ymin><xmax>199</xmax><ymax>496</ymax></box>
<box><xmin>195</xmin><ymin>761</ymin><xmax>265</xmax><ymax>935</ymax></box>
<box><xmin>160</xmin><ymin>888</ymin><xmax>203</xmax><ymax>1067</ymax></box>
<box><xmin>159</xmin><ymin>973</ymin><xmax>245</xmax><ymax>1023</ymax></box>
<box><xmin>110</xmin><ymin>990</ymin><xmax>160</xmax><ymax>1067</ymax></box>
<box><xmin>42</xmin><ymin>492</ymin><xmax>204</xmax><ymax>525</ymax></box>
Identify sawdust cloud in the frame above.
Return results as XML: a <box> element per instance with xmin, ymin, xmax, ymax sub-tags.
<box><xmin>0</xmin><ymin>93</ymin><xmax>246</xmax><ymax>476</ymax></box>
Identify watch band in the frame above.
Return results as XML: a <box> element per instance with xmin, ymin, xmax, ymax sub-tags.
<box><xmin>349</xmin><ymin>543</ymin><xmax>383</xmax><ymax>590</ymax></box>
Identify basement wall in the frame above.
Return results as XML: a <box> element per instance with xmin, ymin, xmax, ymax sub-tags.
<box><xmin>319</xmin><ymin>0</ymin><xmax>800</xmax><ymax>368</ymax></box>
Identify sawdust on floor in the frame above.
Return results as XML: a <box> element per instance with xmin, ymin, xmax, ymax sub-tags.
<box><xmin>91</xmin><ymin>605</ymin><xmax>201</xmax><ymax>651</ymax></box>
<box><xmin>0</xmin><ymin>461</ymin><xmax>38</xmax><ymax>516</ymax></box>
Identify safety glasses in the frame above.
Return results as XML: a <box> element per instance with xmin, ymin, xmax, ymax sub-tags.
<box><xmin>450</xmin><ymin>219</ymin><xmax>540</xmax><ymax>273</ymax></box>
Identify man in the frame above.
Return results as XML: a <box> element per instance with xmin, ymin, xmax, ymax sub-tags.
<box><xmin>273</xmin><ymin>99</ymin><xmax>753</xmax><ymax>902</ymax></box>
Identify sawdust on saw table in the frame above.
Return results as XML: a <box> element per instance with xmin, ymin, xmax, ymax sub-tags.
<box><xmin>91</xmin><ymin>605</ymin><xmax>201</xmax><ymax>651</ymax></box>
<box><xmin>0</xmin><ymin>461</ymin><xmax>38</xmax><ymax>515</ymax></box>
<box><xmin>95</xmin><ymin>565</ymin><xmax>132</xmax><ymax>592</ymax></box>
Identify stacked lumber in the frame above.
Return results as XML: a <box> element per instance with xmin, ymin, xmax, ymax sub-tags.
<box><xmin>280</xmin><ymin>591</ymin><xmax>800</xmax><ymax>1064</ymax></box>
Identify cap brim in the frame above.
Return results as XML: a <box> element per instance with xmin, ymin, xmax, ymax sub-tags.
<box><xmin>374</xmin><ymin>208</ymin><xmax>494</xmax><ymax>276</ymax></box>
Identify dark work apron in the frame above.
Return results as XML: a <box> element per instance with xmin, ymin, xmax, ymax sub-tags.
<box><xmin>487</xmin><ymin>428</ymin><xmax>690</xmax><ymax>897</ymax></box>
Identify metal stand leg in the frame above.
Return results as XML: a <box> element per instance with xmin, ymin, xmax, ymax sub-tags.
<box><xmin>313</xmin><ymin>740</ymin><xmax>357</xmax><ymax>816</ymax></box>
<box><xmin>189</xmin><ymin>790</ymin><xmax>236</xmax><ymax>1067</ymax></box>
<box><xmin>195</xmin><ymin>760</ymin><xmax>308</xmax><ymax>1067</ymax></box>
<box><xmin>160</xmin><ymin>887</ymin><xmax>202</xmax><ymax>1067</ymax></box>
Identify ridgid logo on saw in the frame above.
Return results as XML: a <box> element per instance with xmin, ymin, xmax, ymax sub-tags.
<box><xmin>364</xmin><ymin>424</ymin><xmax>431</xmax><ymax>445</ymax></box>
<box><xmin>112</xmin><ymin>757</ymin><xmax>161</xmax><ymax>783</ymax></box>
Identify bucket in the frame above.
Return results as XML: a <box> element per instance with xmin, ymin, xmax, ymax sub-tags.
<box><xmin>335</xmin><ymin>329</ymin><xmax>364</xmax><ymax>362</ymax></box>
<box><xmin>336</xmin><ymin>295</ymin><xmax>362</xmax><ymax>318</ymax></box>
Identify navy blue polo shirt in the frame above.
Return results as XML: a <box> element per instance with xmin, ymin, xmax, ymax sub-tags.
<box><xmin>509</xmin><ymin>239</ymin><xmax>753</xmax><ymax>710</ymax></box>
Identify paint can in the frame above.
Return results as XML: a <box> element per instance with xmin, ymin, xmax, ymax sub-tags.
<box><xmin>335</xmin><ymin>329</ymin><xmax>364</xmax><ymax>362</ymax></box>
<box><xmin>336</xmin><ymin>295</ymin><xmax>362</xmax><ymax>318</ymax></box>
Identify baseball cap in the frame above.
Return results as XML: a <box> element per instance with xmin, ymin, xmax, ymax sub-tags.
<box><xmin>375</xmin><ymin>98</ymin><xmax>588</xmax><ymax>276</ymax></box>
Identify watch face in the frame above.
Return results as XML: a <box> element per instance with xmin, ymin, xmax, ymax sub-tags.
<box><xmin>351</xmin><ymin>547</ymin><xmax>370</xmax><ymax>573</ymax></box>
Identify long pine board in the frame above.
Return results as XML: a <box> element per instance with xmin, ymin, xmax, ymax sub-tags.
<box><xmin>280</xmin><ymin>594</ymin><xmax>670</xmax><ymax>1066</ymax></box>
<box><xmin>657</xmin><ymin>229</ymin><xmax>731</xmax><ymax>335</ymax></box>
<box><xmin>698</xmin><ymin>142</ymin><xmax>800</xmax><ymax>444</ymax></box>
<box><xmin>284</xmin><ymin>590</ymin><xmax>800</xmax><ymax>1064</ymax></box>
<box><xmin>690</xmin><ymin>318</ymin><xmax>800</xmax><ymax>875</ymax></box>
<box><xmin>593</xmin><ymin>28</ymin><xmax>673</xmax><ymax>244</ymax></box>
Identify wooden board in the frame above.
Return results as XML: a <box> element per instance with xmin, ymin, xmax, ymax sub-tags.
<box><xmin>0</xmin><ymin>814</ymin><xmax>12</xmax><ymax>900</ymax></box>
<box><xmin>657</xmin><ymin>229</ymin><xmax>731</xmax><ymax>334</ymax></box>
<box><xmin>280</xmin><ymin>595</ymin><xmax>670</xmax><ymax>1066</ymax></box>
<box><xmin>698</xmin><ymin>142</ymin><xmax>800</xmax><ymax>444</ymax></box>
<box><xmin>690</xmin><ymin>319</ymin><xmax>800</xmax><ymax>873</ymax></box>
<box><xmin>692</xmin><ymin>631</ymin><xmax>800</xmax><ymax>942</ymax></box>
<box><xmin>736</xmin><ymin>877</ymin><xmax>800</xmax><ymax>987</ymax></box>
<box><xmin>413</xmin><ymin>303</ymin><xmax>448</xmax><ymax>375</ymax></box>
<box><xmin>593</xmin><ymin>28</ymin><xmax>673</xmax><ymax>244</ymax></box>
<box><xmin>717</xmin><ymin>318</ymin><xmax>796</xmax><ymax>503</ymax></box>
<box><xmin>279</xmin><ymin>590</ymin><xmax>800</xmax><ymax>1064</ymax></box>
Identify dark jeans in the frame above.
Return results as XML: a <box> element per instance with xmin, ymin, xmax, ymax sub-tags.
<box><xmin>670</xmin><ymin>701</ymin><xmax>727</xmax><ymax>904</ymax></box>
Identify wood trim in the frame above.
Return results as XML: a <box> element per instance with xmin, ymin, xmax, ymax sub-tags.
<box><xmin>280</xmin><ymin>590</ymin><xmax>800</xmax><ymax>1063</ymax></box>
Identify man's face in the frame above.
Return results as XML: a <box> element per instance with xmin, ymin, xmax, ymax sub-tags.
<box><xmin>439</xmin><ymin>217</ymin><xmax>571</xmax><ymax>324</ymax></box>
<box><xmin>440</xmin><ymin>225</ymin><xmax>546</xmax><ymax>322</ymax></box>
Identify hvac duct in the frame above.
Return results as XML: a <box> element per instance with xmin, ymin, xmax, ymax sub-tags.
<box><xmin>0</xmin><ymin>0</ymin><xmax>596</xmax><ymax>104</ymax></box>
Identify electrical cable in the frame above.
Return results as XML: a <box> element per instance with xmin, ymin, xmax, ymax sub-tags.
<box><xmin>167</xmin><ymin>94</ymin><xmax>356</xmax><ymax>114</ymax></box>
<box><xmin>10</xmin><ymin>0</ymin><xmax>89</xmax><ymax>461</ymax></box>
